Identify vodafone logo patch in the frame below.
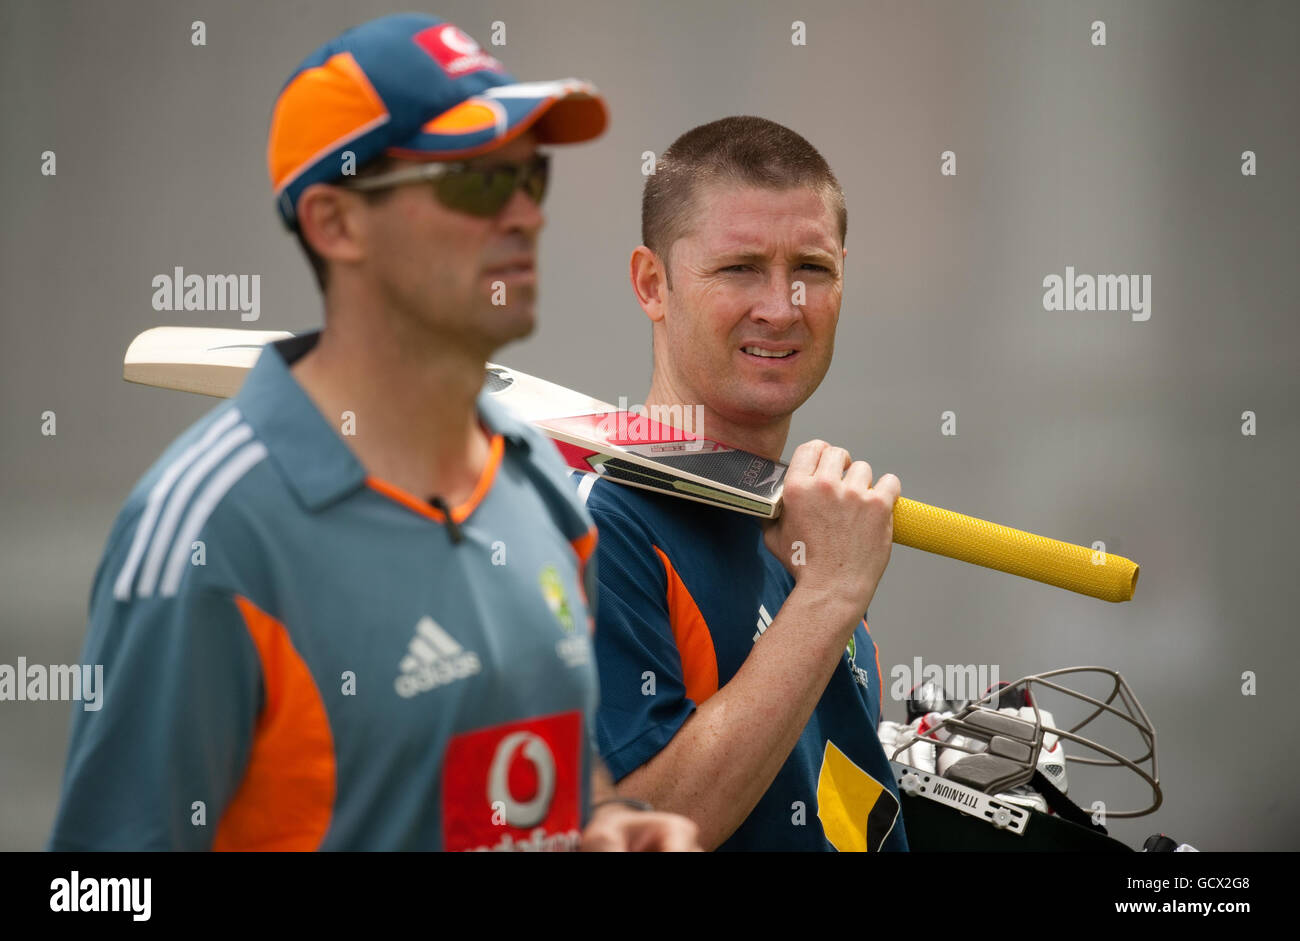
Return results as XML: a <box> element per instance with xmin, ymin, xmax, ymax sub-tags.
<box><xmin>413</xmin><ymin>24</ymin><xmax>505</xmax><ymax>77</ymax></box>
<box><xmin>488</xmin><ymin>731</ymin><xmax>555</xmax><ymax>828</ymax></box>
<box><xmin>442</xmin><ymin>711</ymin><xmax>582</xmax><ymax>851</ymax></box>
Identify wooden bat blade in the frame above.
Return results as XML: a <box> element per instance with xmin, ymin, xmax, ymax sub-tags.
<box><xmin>124</xmin><ymin>326</ymin><xmax>291</xmax><ymax>397</ymax></box>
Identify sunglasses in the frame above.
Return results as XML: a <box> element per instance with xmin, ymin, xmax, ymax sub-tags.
<box><xmin>340</xmin><ymin>153</ymin><xmax>551</xmax><ymax>218</ymax></box>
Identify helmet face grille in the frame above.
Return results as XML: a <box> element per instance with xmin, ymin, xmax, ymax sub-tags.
<box><xmin>891</xmin><ymin>666</ymin><xmax>1162</xmax><ymax>819</ymax></box>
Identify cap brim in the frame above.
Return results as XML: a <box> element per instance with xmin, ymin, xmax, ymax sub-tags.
<box><xmin>386</xmin><ymin>78</ymin><xmax>608</xmax><ymax>160</ymax></box>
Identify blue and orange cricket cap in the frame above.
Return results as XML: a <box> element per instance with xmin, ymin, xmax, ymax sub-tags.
<box><xmin>268</xmin><ymin>13</ymin><xmax>608</xmax><ymax>228</ymax></box>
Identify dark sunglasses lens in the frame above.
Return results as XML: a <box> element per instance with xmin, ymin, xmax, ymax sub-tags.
<box><xmin>435</xmin><ymin>169</ymin><xmax>511</xmax><ymax>217</ymax></box>
<box><xmin>524</xmin><ymin>155</ymin><xmax>550</xmax><ymax>205</ymax></box>
<box><xmin>435</xmin><ymin>155</ymin><xmax>550</xmax><ymax>217</ymax></box>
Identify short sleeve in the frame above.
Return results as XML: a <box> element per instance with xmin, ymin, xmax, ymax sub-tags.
<box><xmin>587</xmin><ymin>502</ymin><xmax>697</xmax><ymax>782</ymax></box>
<box><xmin>47</xmin><ymin>571</ymin><xmax>262</xmax><ymax>850</ymax></box>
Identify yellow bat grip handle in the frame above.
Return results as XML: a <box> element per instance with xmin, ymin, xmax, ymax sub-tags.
<box><xmin>891</xmin><ymin>497</ymin><xmax>1139</xmax><ymax>602</ymax></box>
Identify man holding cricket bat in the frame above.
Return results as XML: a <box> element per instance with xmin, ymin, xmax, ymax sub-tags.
<box><xmin>579</xmin><ymin>116</ymin><xmax>908</xmax><ymax>850</ymax></box>
<box><xmin>49</xmin><ymin>13</ymin><xmax>696</xmax><ymax>851</ymax></box>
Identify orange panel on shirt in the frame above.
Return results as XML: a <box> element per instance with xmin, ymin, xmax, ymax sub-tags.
<box><xmin>214</xmin><ymin>596</ymin><xmax>336</xmax><ymax>851</ymax></box>
<box><xmin>652</xmin><ymin>546</ymin><xmax>719</xmax><ymax>706</ymax></box>
<box><xmin>571</xmin><ymin>526</ymin><xmax>598</xmax><ymax>631</ymax></box>
<box><xmin>571</xmin><ymin>526</ymin><xmax>597</xmax><ymax>568</ymax></box>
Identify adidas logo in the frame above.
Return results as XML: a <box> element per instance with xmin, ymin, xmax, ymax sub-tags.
<box><xmin>752</xmin><ymin>604</ymin><xmax>773</xmax><ymax>643</ymax></box>
<box><xmin>394</xmin><ymin>617</ymin><xmax>481</xmax><ymax>698</ymax></box>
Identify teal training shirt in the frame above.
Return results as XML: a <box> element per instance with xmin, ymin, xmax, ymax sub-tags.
<box><xmin>574</xmin><ymin>473</ymin><xmax>907</xmax><ymax>852</ymax></box>
<box><xmin>49</xmin><ymin>333</ymin><xmax>600</xmax><ymax>851</ymax></box>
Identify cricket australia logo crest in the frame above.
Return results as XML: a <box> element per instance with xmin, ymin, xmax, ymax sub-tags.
<box><xmin>540</xmin><ymin>565</ymin><xmax>588</xmax><ymax>667</ymax></box>
<box><xmin>845</xmin><ymin>634</ymin><xmax>870</xmax><ymax>690</ymax></box>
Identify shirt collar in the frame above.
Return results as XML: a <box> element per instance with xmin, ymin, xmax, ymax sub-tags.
<box><xmin>233</xmin><ymin>330</ymin><xmax>533</xmax><ymax>513</ymax></box>
<box><xmin>475</xmin><ymin>377</ymin><xmax>534</xmax><ymax>452</ymax></box>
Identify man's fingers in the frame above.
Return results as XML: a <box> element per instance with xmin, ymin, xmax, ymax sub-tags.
<box><xmin>812</xmin><ymin>445</ymin><xmax>852</xmax><ymax>482</ymax></box>
<box><xmin>628</xmin><ymin>815</ymin><xmax>702</xmax><ymax>852</ymax></box>
<box><xmin>872</xmin><ymin>472</ymin><xmax>902</xmax><ymax>504</ymax></box>
<box><xmin>578</xmin><ymin>827</ymin><xmax>622</xmax><ymax>852</ymax></box>
<box><xmin>842</xmin><ymin>459</ymin><xmax>874</xmax><ymax>491</ymax></box>
<box><xmin>655</xmin><ymin>816</ymin><xmax>702</xmax><ymax>852</ymax></box>
<box><xmin>787</xmin><ymin>439</ymin><xmax>829</xmax><ymax>477</ymax></box>
<box><xmin>583</xmin><ymin>811</ymin><xmax>702</xmax><ymax>852</ymax></box>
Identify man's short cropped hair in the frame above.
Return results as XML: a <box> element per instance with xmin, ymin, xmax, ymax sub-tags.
<box><xmin>641</xmin><ymin>116</ymin><xmax>847</xmax><ymax>287</ymax></box>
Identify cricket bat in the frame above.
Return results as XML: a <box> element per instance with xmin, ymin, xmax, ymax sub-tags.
<box><xmin>124</xmin><ymin>327</ymin><xmax>1139</xmax><ymax>602</ymax></box>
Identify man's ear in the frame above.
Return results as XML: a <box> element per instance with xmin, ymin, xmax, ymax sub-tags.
<box><xmin>629</xmin><ymin>245</ymin><xmax>669</xmax><ymax>323</ymax></box>
<box><xmin>297</xmin><ymin>183</ymin><xmax>367</xmax><ymax>268</ymax></box>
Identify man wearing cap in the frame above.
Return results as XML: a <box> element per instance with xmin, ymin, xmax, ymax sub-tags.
<box><xmin>48</xmin><ymin>13</ymin><xmax>697</xmax><ymax>852</ymax></box>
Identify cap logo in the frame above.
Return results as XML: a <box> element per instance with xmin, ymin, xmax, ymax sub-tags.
<box><xmin>413</xmin><ymin>24</ymin><xmax>504</xmax><ymax>77</ymax></box>
<box><xmin>439</xmin><ymin>25</ymin><xmax>478</xmax><ymax>56</ymax></box>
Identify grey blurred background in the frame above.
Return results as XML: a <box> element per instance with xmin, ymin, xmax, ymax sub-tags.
<box><xmin>2</xmin><ymin>0</ymin><xmax>1296</xmax><ymax>850</ymax></box>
